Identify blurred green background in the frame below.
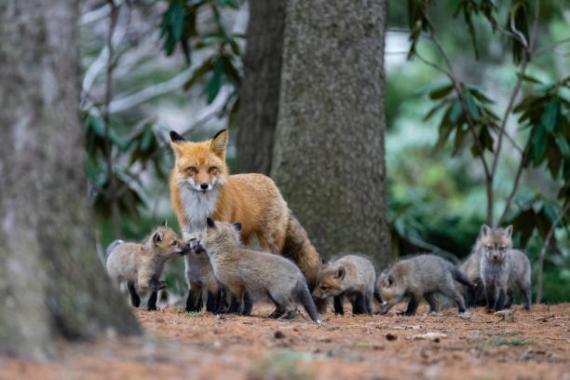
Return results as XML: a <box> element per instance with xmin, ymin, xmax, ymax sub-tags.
<box><xmin>81</xmin><ymin>0</ymin><xmax>570</xmax><ymax>303</ymax></box>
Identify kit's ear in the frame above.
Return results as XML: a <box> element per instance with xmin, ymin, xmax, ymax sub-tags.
<box><xmin>504</xmin><ymin>225</ymin><xmax>513</xmax><ymax>239</ymax></box>
<box><xmin>161</xmin><ymin>219</ymin><xmax>168</xmax><ymax>227</ymax></box>
<box><xmin>480</xmin><ymin>224</ymin><xmax>491</xmax><ymax>237</ymax></box>
<box><xmin>153</xmin><ymin>231</ymin><xmax>163</xmax><ymax>245</ymax></box>
<box><xmin>337</xmin><ymin>266</ymin><xmax>346</xmax><ymax>280</ymax></box>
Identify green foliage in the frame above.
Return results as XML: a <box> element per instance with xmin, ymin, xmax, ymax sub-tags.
<box><xmin>425</xmin><ymin>83</ymin><xmax>499</xmax><ymax>157</ymax></box>
<box><xmin>84</xmin><ymin>114</ymin><xmax>168</xmax><ymax>221</ymax></box>
<box><xmin>513</xmin><ymin>76</ymin><xmax>570</xmax><ymax>182</ymax></box>
<box><xmin>160</xmin><ymin>0</ymin><xmax>244</xmax><ymax>128</ymax></box>
<box><xmin>504</xmin><ymin>194</ymin><xmax>562</xmax><ymax>247</ymax></box>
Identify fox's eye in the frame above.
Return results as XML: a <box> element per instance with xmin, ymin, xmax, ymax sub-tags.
<box><xmin>208</xmin><ymin>166</ymin><xmax>219</xmax><ymax>174</ymax></box>
<box><xmin>171</xmin><ymin>240</ymin><xmax>177</xmax><ymax>246</ymax></box>
<box><xmin>186</xmin><ymin>166</ymin><xmax>197</xmax><ymax>174</ymax></box>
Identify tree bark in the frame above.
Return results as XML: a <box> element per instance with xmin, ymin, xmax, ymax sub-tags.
<box><xmin>0</xmin><ymin>0</ymin><xmax>140</xmax><ymax>358</ymax></box>
<box><xmin>235</xmin><ymin>0</ymin><xmax>287</xmax><ymax>175</ymax></box>
<box><xmin>271</xmin><ymin>0</ymin><xmax>391</xmax><ymax>267</ymax></box>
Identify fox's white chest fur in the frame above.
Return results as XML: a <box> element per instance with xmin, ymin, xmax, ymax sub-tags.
<box><xmin>180</xmin><ymin>186</ymin><xmax>219</xmax><ymax>235</ymax></box>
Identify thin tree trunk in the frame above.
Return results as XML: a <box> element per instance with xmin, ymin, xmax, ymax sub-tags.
<box><xmin>271</xmin><ymin>0</ymin><xmax>391</xmax><ymax>267</ymax></box>
<box><xmin>0</xmin><ymin>0</ymin><xmax>139</xmax><ymax>358</ymax></box>
<box><xmin>235</xmin><ymin>0</ymin><xmax>287</xmax><ymax>175</ymax></box>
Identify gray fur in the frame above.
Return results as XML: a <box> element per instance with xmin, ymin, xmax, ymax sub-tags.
<box><xmin>477</xmin><ymin>225</ymin><xmax>532</xmax><ymax>311</ymax></box>
<box><xmin>202</xmin><ymin>221</ymin><xmax>320</xmax><ymax>323</ymax></box>
<box><xmin>313</xmin><ymin>253</ymin><xmax>376</xmax><ymax>314</ymax></box>
<box><xmin>377</xmin><ymin>254</ymin><xmax>469</xmax><ymax>315</ymax></box>
<box><xmin>106</xmin><ymin>226</ymin><xmax>188</xmax><ymax>308</ymax></box>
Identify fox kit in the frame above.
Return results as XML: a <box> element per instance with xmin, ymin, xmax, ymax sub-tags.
<box><xmin>106</xmin><ymin>225</ymin><xmax>189</xmax><ymax>311</ymax></box>
<box><xmin>197</xmin><ymin>218</ymin><xmax>321</xmax><ymax>323</ymax></box>
<box><xmin>377</xmin><ymin>254</ymin><xmax>472</xmax><ymax>315</ymax></box>
<box><xmin>478</xmin><ymin>225</ymin><xmax>531</xmax><ymax>311</ymax></box>
<box><xmin>169</xmin><ymin>129</ymin><xmax>321</xmax><ymax>310</ymax></box>
<box><xmin>313</xmin><ymin>254</ymin><xmax>376</xmax><ymax>315</ymax></box>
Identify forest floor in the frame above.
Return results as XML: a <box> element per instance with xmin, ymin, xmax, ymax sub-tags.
<box><xmin>1</xmin><ymin>303</ymin><xmax>569</xmax><ymax>380</ymax></box>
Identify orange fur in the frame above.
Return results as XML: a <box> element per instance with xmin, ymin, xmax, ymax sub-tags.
<box><xmin>169</xmin><ymin>131</ymin><xmax>288</xmax><ymax>253</ymax></box>
<box><xmin>169</xmin><ymin>130</ymin><xmax>321</xmax><ymax>288</ymax></box>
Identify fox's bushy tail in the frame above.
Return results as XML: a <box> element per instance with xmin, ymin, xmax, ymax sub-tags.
<box><xmin>296</xmin><ymin>281</ymin><xmax>321</xmax><ymax>324</ymax></box>
<box><xmin>282</xmin><ymin>213</ymin><xmax>321</xmax><ymax>290</ymax></box>
<box><xmin>451</xmin><ymin>267</ymin><xmax>473</xmax><ymax>288</ymax></box>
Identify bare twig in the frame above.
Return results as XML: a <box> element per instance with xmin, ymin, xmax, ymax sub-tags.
<box><xmin>501</xmin><ymin>130</ymin><xmax>524</xmax><ymax>155</ymax></box>
<box><xmin>493</xmin><ymin>1</ymin><xmax>540</xmax><ymax>224</ymax></box>
<box><xmin>535</xmin><ymin>37</ymin><xmax>570</xmax><ymax>56</ymax></box>
<box><xmin>536</xmin><ymin>202</ymin><xmax>570</xmax><ymax>303</ymax></box>
<box><xmin>413</xmin><ymin>52</ymin><xmax>452</xmax><ymax>77</ymax></box>
<box><xmin>498</xmin><ymin>153</ymin><xmax>526</xmax><ymax>224</ymax></box>
<box><xmin>424</xmin><ymin>33</ymin><xmax>495</xmax><ymax>223</ymax></box>
<box><xmin>109</xmin><ymin>66</ymin><xmax>196</xmax><ymax>113</ymax></box>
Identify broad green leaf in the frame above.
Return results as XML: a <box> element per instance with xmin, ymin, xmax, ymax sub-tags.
<box><xmin>465</xmin><ymin>93</ymin><xmax>480</xmax><ymax>121</ymax></box>
<box><xmin>540</xmin><ymin>98</ymin><xmax>560</xmax><ymax>132</ymax></box>
<box><xmin>429</xmin><ymin>84</ymin><xmax>454</xmax><ymax>100</ymax></box>
<box><xmin>449</xmin><ymin>100</ymin><xmax>463</xmax><ymax>124</ymax></box>
<box><xmin>206</xmin><ymin>57</ymin><xmax>224</xmax><ymax>104</ymax></box>
<box><xmin>517</xmin><ymin>73</ymin><xmax>543</xmax><ymax>84</ymax></box>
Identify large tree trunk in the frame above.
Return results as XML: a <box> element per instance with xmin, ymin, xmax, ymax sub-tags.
<box><xmin>235</xmin><ymin>0</ymin><xmax>287</xmax><ymax>175</ymax></box>
<box><xmin>271</xmin><ymin>0</ymin><xmax>391</xmax><ymax>266</ymax></box>
<box><xmin>0</xmin><ymin>1</ymin><xmax>139</xmax><ymax>358</ymax></box>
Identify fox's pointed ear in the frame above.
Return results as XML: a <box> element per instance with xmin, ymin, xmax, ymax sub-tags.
<box><xmin>504</xmin><ymin>225</ymin><xmax>513</xmax><ymax>238</ymax></box>
<box><xmin>170</xmin><ymin>131</ymin><xmax>186</xmax><ymax>143</ymax></box>
<box><xmin>233</xmin><ymin>222</ymin><xmax>242</xmax><ymax>232</ymax></box>
<box><xmin>206</xmin><ymin>217</ymin><xmax>216</xmax><ymax>229</ymax></box>
<box><xmin>153</xmin><ymin>231</ymin><xmax>163</xmax><ymax>245</ymax></box>
<box><xmin>480</xmin><ymin>224</ymin><xmax>491</xmax><ymax>237</ymax></box>
<box><xmin>210</xmin><ymin>129</ymin><xmax>228</xmax><ymax>159</ymax></box>
<box><xmin>337</xmin><ymin>266</ymin><xmax>346</xmax><ymax>280</ymax></box>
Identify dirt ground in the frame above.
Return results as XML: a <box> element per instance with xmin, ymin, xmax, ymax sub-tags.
<box><xmin>1</xmin><ymin>302</ymin><xmax>569</xmax><ymax>380</ymax></box>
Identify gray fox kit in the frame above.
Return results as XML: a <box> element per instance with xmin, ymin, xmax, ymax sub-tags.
<box><xmin>478</xmin><ymin>225</ymin><xmax>531</xmax><ymax>311</ymax></box>
<box><xmin>377</xmin><ymin>254</ymin><xmax>472</xmax><ymax>315</ymax></box>
<box><xmin>313</xmin><ymin>254</ymin><xmax>376</xmax><ymax>315</ymax></box>
<box><xmin>106</xmin><ymin>225</ymin><xmax>189</xmax><ymax>310</ymax></box>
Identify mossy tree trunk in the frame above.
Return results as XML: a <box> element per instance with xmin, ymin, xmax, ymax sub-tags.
<box><xmin>235</xmin><ymin>0</ymin><xmax>287</xmax><ymax>175</ymax></box>
<box><xmin>271</xmin><ymin>0</ymin><xmax>391</xmax><ymax>267</ymax></box>
<box><xmin>0</xmin><ymin>0</ymin><xmax>140</xmax><ymax>358</ymax></box>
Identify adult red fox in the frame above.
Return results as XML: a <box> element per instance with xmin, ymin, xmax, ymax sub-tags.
<box><xmin>169</xmin><ymin>130</ymin><xmax>321</xmax><ymax>311</ymax></box>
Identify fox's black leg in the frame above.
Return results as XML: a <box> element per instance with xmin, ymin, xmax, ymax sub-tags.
<box><xmin>352</xmin><ymin>293</ymin><xmax>366</xmax><ymax>315</ymax></box>
<box><xmin>363</xmin><ymin>294</ymin><xmax>372</xmax><ymax>314</ymax></box>
<box><xmin>404</xmin><ymin>295</ymin><xmax>419</xmax><ymax>315</ymax></box>
<box><xmin>484</xmin><ymin>285</ymin><xmax>496</xmax><ymax>311</ymax></box>
<box><xmin>242</xmin><ymin>292</ymin><xmax>253</xmax><ymax>316</ymax></box>
<box><xmin>495</xmin><ymin>288</ymin><xmax>506</xmax><ymax>311</ymax></box>
<box><xmin>186</xmin><ymin>286</ymin><xmax>203</xmax><ymax>312</ymax></box>
<box><xmin>228</xmin><ymin>293</ymin><xmax>242</xmax><ymax>314</ymax></box>
<box><xmin>425</xmin><ymin>292</ymin><xmax>438</xmax><ymax>313</ymax></box>
<box><xmin>333</xmin><ymin>295</ymin><xmax>344</xmax><ymax>315</ymax></box>
<box><xmin>128</xmin><ymin>282</ymin><xmax>140</xmax><ymax>308</ymax></box>
<box><xmin>147</xmin><ymin>291</ymin><xmax>158</xmax><ymax>311</ymax></box>
<box><xmin>267</xmin><ymin>291</ymin><xmax>286</xmax><ymax>319</ymax></box>
<box><xmin>206</xmin><ymin>291</ymin><xmax>218</xmax><ymax>313</ymax></box>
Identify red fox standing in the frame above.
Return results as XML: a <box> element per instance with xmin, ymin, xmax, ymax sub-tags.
<box><xmin>169</xmin><ymin>129</ymin><xmax>321</xmax><ymax>312</ymax></box>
